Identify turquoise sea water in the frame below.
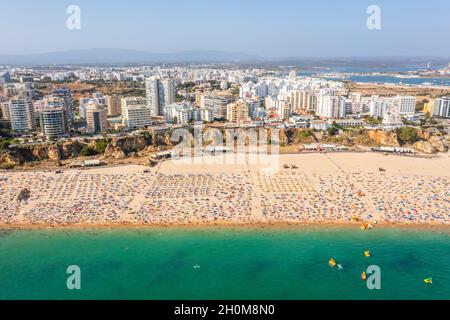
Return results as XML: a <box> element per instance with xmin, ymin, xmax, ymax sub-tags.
<box><xmin>0</xmin><ymin>227</ymin><xmax>449</xmax><ymax>300</ymax></box>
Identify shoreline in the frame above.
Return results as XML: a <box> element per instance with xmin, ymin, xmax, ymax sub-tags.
<box><xmin>1</xmin><ymin>221</ymin><xmax>449</xmax><ymax>232</ymax></box>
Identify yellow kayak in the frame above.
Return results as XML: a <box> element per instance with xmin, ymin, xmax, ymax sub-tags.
<box><xmin>424</xmin><ymin>278</ymin><xmax>433</xmax><ymax>284</ymax></box>
<box><xmin>361</xmin><ymin>272</ymin><xmax>367</xmax><ymax>281</ymax></box>
<box><xmin>361</xmin><ymin>223</ymin><xmax>374</xmax><ymax>231</ymax></box>
<box><xmin>329</xmin><ymin>258</ymin><xmax>337</xmax><ymax>268</ymax></box>
<box><xmin>364</xmin><ymin>250</ymin><xmax>371</xmax><ymax>257</ymax></box>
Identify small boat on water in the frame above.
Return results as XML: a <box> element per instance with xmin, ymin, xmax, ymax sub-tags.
<box><xmin>361</xmin><ymin>272</ymin><xmax>367</xmax><ymax>281</ymax></box>
<box><xmin>424</xmin><ymin>278</ymin><xmax>433</xmax><ymax>284</ymax></box>
<box><xmin>364</xmin><ymin>250</ymin><xmax>371</xmax><ymax>257</ymax></box>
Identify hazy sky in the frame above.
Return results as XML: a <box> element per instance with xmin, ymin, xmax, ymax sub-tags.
<box><xmin>1</xmin><ymin>0</ymin><xmax>449</xmax><ymax>57</ymax></box>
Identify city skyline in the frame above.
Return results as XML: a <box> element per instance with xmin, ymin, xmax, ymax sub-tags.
<box><xmin>1</xmin><ymin>0</ymin><xmax>449</xmax><ymax>57</ymax></box>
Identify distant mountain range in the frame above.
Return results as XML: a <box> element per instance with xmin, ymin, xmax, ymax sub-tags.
<box><xmin>0</xmin><ymin>49</ymin><xmax>448</xmax><ymax>67</ymax></box>
<box><xmin>0</xmin><ymin>49</ymin><xmax>264</xmax><ymax>65</ymax></box>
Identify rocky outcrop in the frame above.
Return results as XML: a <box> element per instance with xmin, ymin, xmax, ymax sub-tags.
<box><xmin>1</xmin><ymin>128</ymin><xmax>448</xmax><ymax>167</ymax></box>
<box><xmin>103</xmin><ymin>135</ymin><xmax>149</xmax><ymax>159</ymax></box>
<box><xmin>366</xmin><ymin>129</ymin><xmax>400</xmax><ymax>147</ymax></box>
<box><xmin>0</xmin><ymin>140</ymin><xmax>84</xmax><ymax>166</ymax></box>
<box><xmin>27</xmin><ymin>144</ymin><xmax>66</xmax><ymax>162</ymax></box>
<box><xmin>428</xmin><ymin>136</ymin><xmax>448</xmax><ymax>153</ymax></box>
<box><xmin>0</xmin><ymin>150</ymin><xmax>24</xmax><ymax>166</ymax></box>
<box><xmin>413</xmin><ymin>141</ymin><xmax>436</xmax><ymax>154</ymax></box>
<box><xmin>61</xmin><ymin>141</ymin><xmax>83</xmax><ymax>158</ymax></box>
<box><xmin>414</xmin><ymin>136</ymin><xmax>448</xmax><ymax>154</ymax></box>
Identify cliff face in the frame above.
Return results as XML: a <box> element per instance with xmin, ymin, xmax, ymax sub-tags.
<box><xmin>0</xmin><ymin>150</ymin><xmax>25</xmax><ymax>166</ymax></box>
<box><xmin>103</xmin><ymin>133</ymin><xmax>173</xmax><ymax>159</ymax></box>
<box><xmin>0</xmin><ymin>140</ymin><xmax>84</xmax><ymax>166</ymax></box>
<box><xmin>103</xmin><ymin>136</ymin><xmax>148</xmax><ymax>159</ymax></box>
<box><xmin>0</xmin><ymin>128</ymin><xmax>448</xmax><ymax>167</ymax></box>
<box><xmin>413</xmin><ymin>136</ymin><xmax>448</xmax><ymax>154</ymax></box>
<box><xmin>266</xmin><ymin>129</ymin><xmax>317</xmax><ymax>145</ymax></box>
<box><xmin>365</xmin><ymin>130</ymin><xmax>400</xmax><ymax>147</ymax></box>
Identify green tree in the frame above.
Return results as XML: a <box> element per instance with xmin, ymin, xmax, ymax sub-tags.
<box><xmin>397</xmin><ymin>127</ymin><xmax>419</xmax><ymax>145</ymax></box>
<box><xmin>327</xmin><ymin>127</ymin><xmax>339</xmax><ymax>136</ymax></box>
<box><xmin>94</xmin><ymin>140</ymin><xmax>107</xmax><ymax>154</ymax></box>
<box><xmin>364</xmin><ymin>116</ymin><xmax>382</xmax><ymax>126</ymax></box>
<box><xmin>80</xmin><ymin>145</ymin><xmax>99</xmax><ymax>157</ymax></box>
<box><xmin>0</xmin><ymin>139</ymin><xmax>11</xmax><ymax>150</ymax></box>
<box><xmin>299</xmin><ymin>129</ymin><xmax>313</xmax><ymax>139</ymax></box>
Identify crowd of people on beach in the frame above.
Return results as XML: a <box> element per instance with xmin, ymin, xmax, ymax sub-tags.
<box><xmin>0</xmin><ymin>167</ymin><xmax>448</xmax><ymax>226</ymax></box>
<box><xmin>136</xmin><ymin>173</ymin><xmax>254</xmax><ymax>224</ymax></box>
<box><xmin>350</xmin><ymin>173</ymin><xmax>450</xmax><ymax>224</ymax></box>
<box><xmin>258</xmin><ymin>172</ymin><xmax>371</xmax><ymax>223</ymax></box>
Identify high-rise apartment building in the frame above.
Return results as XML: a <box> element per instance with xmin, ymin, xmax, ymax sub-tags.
<box><xmin>226</xmin><ymin>100</ymin><xmax>249</xmax><ymax>123</ymax></box>
<box><xmin>85</xmin><ymin>102</ymin><xmax>108</xmax><ymax>134</ymax></box>
<box><xmin>162</xmin><ymin>79</ymin><xmax>176</xmax><ymax>106</ymax></box>
<box><xmin>145</xmin><ymin>77</ymin><xmax>176</xmax><ymax>116</ymax></box>
<box><xmin>396</xmin><ymin>96</ymin><xmax>416</xmax><ymax>115</ymax></box>
<box><xmin>433</xmin><ymin>97</ymin><xmax>450</xmax><ymax>118</ymax></box>
<box><xmin>106</xmin><ymin>95</ymin><xmax>122</xmax><ymax>116</ymax></box>
<box><xmin>201</xmin><ymin>95</ymin><xmax>230</xmax><ymax>119</ymax></box>
<box><xmin>40</xmin><ymin>107</ymin><xmax>68</xmax><ymax>139</ymax></box>
<box><xmin>316</xmin><ymin>95</ymin><xmax>345</xmax><ymax>119</ymax></box>
<box><xmin>52</xmin><ymin>88</ymin><xmax>74</xmax><ymax>123</ymax></box>
<box><xmin>8</xmin><ymin>97</ymin><xmax>35</xmax><ymax>132</ymax></box>
<box><xmin>0</xmin><ymin>97</ymin><xmax>10</xmax><ymax>120</ymax></box>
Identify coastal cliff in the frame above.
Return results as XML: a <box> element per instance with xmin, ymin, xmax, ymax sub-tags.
<box><xmin>0</xmin><ymin>127</ymin><xmax>448</xmax><ymax>168</ymax></box>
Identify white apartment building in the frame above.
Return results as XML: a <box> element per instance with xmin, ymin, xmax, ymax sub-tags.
<box><xmin>201</xmin><ymin>95</ymin><xmax>230</xmax><ymax>119</ymax></box>
<box><xmin>396</xmin><ymin>96</ymin><xmax>416</xmax><ymax>115</ymax></box>
<box><xmin>369</xmin><ymin>100</ymin><xmax>389</xmax><ymax>118</ymax></box>
<box><xmin>316</xmin><ymin>95</ymin><xmax>345</xmax><ymax>119</ymax></box>
<box><xmin>121</xmin><ymin>97</ymin><xmax>152</xmax><ymax>128</ymax></box>
<box><xmin>164</xmin><ymin>102</ymin><xmax>195</xmax><ymax>125</ymax></box>
<box><xmin>310</xmin><ymin>120</ymin><xmax>331</xmax><ymax>131</ymax></box>
<box><xmin>197</xmin><ymin>108</ymin><xmax>213</xmax><ymax>123</ymax></box>
<box><xmin>9</xmin><ymin>97</ymin><xmax>35</xmax><ymax>132</ymax></box>
<box><xmin>40</xmin><ymin>107</ymin><xmax>68</xmax><ymax>139</ymax></box>
<box><xmin>433</xmin><ymin>97</ymin><xmax>450</xmax><ymax>118</ymax></box>
<box><xmin>145</xmin><ymin>77</ymin><xmax>176</xmax><ymax>116</ymax></box>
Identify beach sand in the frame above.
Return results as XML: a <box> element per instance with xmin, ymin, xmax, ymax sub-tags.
<box><xmin>1</xmin><ymin>153</ymin><xmax>449</xmax><ymax>228</ymax></box>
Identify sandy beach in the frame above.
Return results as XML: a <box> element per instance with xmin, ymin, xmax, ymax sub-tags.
<box><xmin>1</xmin><ymin>153</ymin><xmax>449</xmax><ymax>228</ymax></box>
